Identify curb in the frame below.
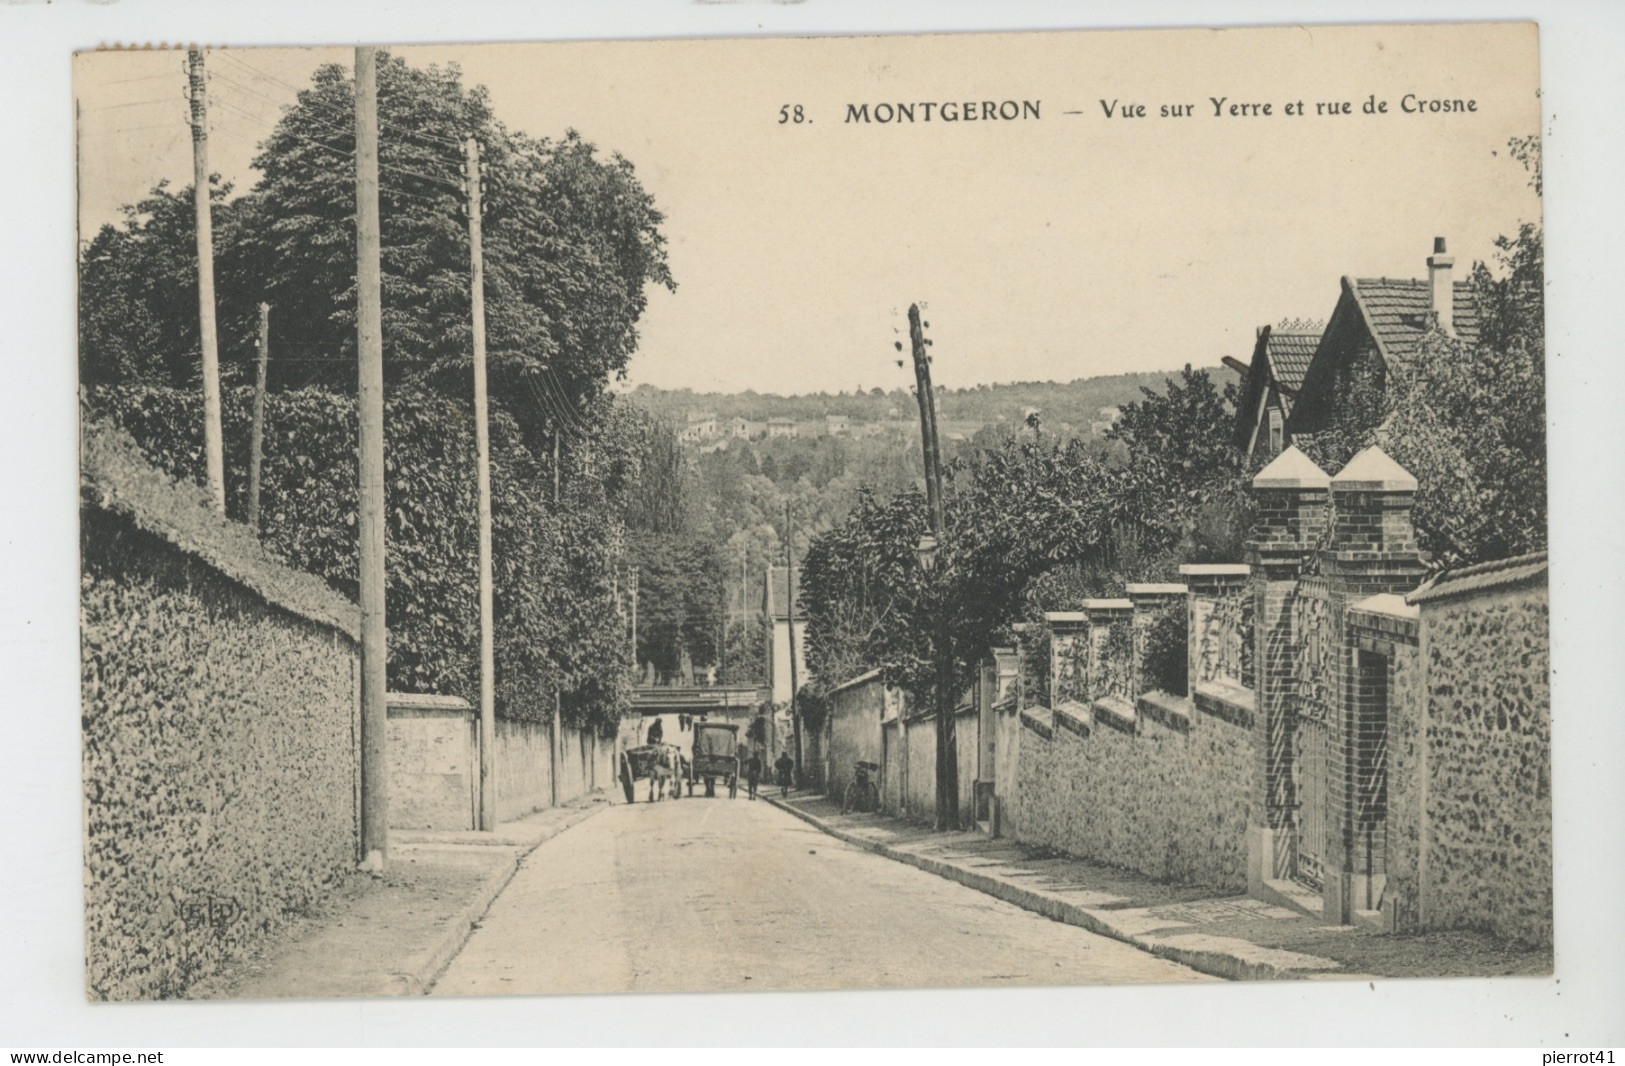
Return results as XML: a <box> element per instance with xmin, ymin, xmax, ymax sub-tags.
<box><xmin>766</xmin><ymin>796</ymin><xmax>1337</xmax><ymax>983</ymax></box>
<box><xmin>400</xmin><ymin>801</ymin><xmax>609</xmax><ymax>995</ymax></box>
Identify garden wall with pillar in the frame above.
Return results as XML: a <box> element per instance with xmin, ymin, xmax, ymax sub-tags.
<box><xmin>984</xmin><ymin>444</ymin><xmax>1550</xmax><ymax>945</ymax></box>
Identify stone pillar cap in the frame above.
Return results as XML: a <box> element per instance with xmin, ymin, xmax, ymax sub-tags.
<box><xmin>1044</xmin><ymin>611</ymin><xmax>1089</xmax><ymax>626</ymax></box>
<box><xmin>1251</xmin><ymin>445</ymin><xmax>1331</xmax><ymax>489</ymax></box>
<box><xmin>1332</xmin><ymin>445</ymin><xmax>1418</xmax><ymax>491</ymax></box>
<box><xmin>1125</xmin><ymin>582</ymin><xmax>1188</xmax><ymax>596</ymax></box>
<box><xmin>1178</xmin><ymin>563</ymin><xmax>1251</xmax><ymax>577</ymax></box>
<box><xmin>1082</xmin><ymin>598</ymin><xmax>1133</xmax><ymax>612</ymax></box>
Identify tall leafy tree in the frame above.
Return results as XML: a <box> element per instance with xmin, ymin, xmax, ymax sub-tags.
<box><xmin>1378</xmin><ymin>138</ymin><xmax>1545</xmax><ymax>567</ymax></box>
<box><xmin>80</xmin><ymin>52</ymin><xmax>674</xmax><ymax>451</ymax></box>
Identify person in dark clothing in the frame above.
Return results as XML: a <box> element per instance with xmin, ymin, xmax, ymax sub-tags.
<box><xmin>774</xmin><ymin>751</ymin><xmax>795</xmax><ymax>797</ymax></box>
<box><xmin>745</xmin><ymin>749</ymin><xmax>763</xmax><ymax>800</ymax></box>
<box><xmin>645</xmin><ymin>717</ymin><xmax>664</xmax><ymax>745</ymax></box>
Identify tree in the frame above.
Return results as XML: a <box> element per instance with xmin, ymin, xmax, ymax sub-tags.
<box><xmin>1377</xmin><ymin>140</ymin><xmax>1545</xmax><ymax>567</ymax></box>
<box><xmin>80</xmin><ymin>52</ymin><xmax>675</xmax><ymax>453</ymax></box>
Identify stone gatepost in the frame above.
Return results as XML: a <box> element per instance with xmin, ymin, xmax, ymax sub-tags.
<box><xmin>1319</xmin><ymin>446</ymin><xmax>1425</xmax><ymax>923</ymax></box>
<box><xmin>1244</xmin><ymin>446</ymin><xmax>1331</xmax><ymax>896</ymax></box>
<box><xmin>1126</xmin><ymin>583</ymin><xmax>1189</xmax><ymax>697</ymax></box>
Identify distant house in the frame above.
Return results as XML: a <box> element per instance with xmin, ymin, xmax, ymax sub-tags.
<box><xmin>728</xmin><ymin>417</ymin><xmax>751</xmax><ymax>439</ymax></box>
<box><xmin>685</xmin><ymin>411</ymin><xmax>718</xmax><ymax>440</ymax></box>
<box><xmin>1230</xmin><ymin>321</ymin><xmax>1322</xmax><ymax>458</ymax></box>
<box><xmin>1088</xmin><ymin>405</ymin><xmax>1122</xmax><ymax>437</ymax></box>
<box><xmin>767</xmin><ymin>418</ymin><xmax>798</xmax><ymax>439</ymax></box>
<box><xmin>825</xmin><ymin>414</ymin><xmax>850</xmax><ymax>435</ymax></box>
<box><xmin>1287</xmin><ymin>237</ymin><xmax>1478</xmax><ymax>441</ymax></box>
<box><xmin>763</xmin><ymin>565</ymin><xmax>809</xmax><ymax>704</ymax></box>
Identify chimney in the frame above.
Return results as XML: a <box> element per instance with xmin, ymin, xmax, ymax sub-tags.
<box><xmin>1427</xmin><ymin>236</ymin><xmax>1455</xmax><ymax>336</ymax></box>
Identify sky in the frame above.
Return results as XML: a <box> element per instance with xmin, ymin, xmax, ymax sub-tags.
<box><xmin>75</xmin><ymin>24</ymin><xmax>1542</xmax><ymax>397</ymax></box>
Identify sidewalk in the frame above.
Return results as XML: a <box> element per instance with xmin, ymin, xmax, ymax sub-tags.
<box><xmin>186</xmin><ymin>796</ymin><xmax>612</xmax><ymax>1000</ymax></box>
<box><xmin>768</xmin><ymin>793</ymin><xmax>1550</xmax><ymax>983</ymax></box>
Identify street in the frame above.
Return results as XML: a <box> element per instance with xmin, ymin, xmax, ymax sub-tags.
<box><xmin>431</xmin><ymin>793</ymin><xmax>1213</xmax><ymax>996</ymax></box>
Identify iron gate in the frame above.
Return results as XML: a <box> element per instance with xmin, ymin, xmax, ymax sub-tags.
<box><xmin>1294</xmin><ymin>699</ymin><xmax>1332</xmax><ymax>890</ymax></box>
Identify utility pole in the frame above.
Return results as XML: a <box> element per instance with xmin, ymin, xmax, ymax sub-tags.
<box><xmin>630</xmin><ymin>566</ymin><xmax>640</xmax><ymax>672</ymax></box>
<box><xmin>354</xmin><ymin>46</ymin><xmax>389</xmax><ymax>868</ymax></box>
<box><xmin>187</xmin><ymin>48</ymin><xmax>226</xmax><ymax>514</ymax></box>
<box><xmin>247</xmin><ymin>303</ymin><xmax>270</xmax><ymax>531</ymax></box>
<box><xmin>785</xmin><ymin>500</ymin><xmax>802</xmax><ymax>786</ymax></box>
<box><xmin>465</xmin><ymin>136</ymin><xmax>498</xmax><ymax>832</ymax></box>
<box><xmin>908</xmin><ymin>304</ymin><xmax>957</xmax><ymax>830</ymax></box>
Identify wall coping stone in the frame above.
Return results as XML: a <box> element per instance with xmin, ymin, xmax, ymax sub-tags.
<box><xmin>1137</xmin><ymin>690</ymin><xmax>1193</xmax><ymax>733</ymax></box>
<box><xmin>1045</xmin><ymin>611</ymin><xmax>1089</xmax><ymax>628</ymax></box>
<box><xmin>81</xmin><ymin>418</ymin><xmax>362</xmax><ymax>642</ymax></box>
<box><xmin>826</xmin><ymin>667</ymin><xmax>884</xmax><ymax>696</ymax></box>
<box><xmin>1192</xmin><ymin>679</ymin><xmax>1255</xmax><ymax>730</ymax></box>
<box><xmin>1406</xmin><ymin>551</ymin><xmax>1549</xmax><ymax>606</ymax></box>
<box><xmin>1179</xmin><ymin>563</ymin><xmax>1251</xmax><ymax>578</ymax></box>
<box><xmin>1251</xmin><ymin>445</ymin><xmax>1331</xmax><ymax>489</ymax></box>
<box><xmin>388</xmin><ymin>692</ymin><xmax>473</xmax><ymax>716</ymax></box>
<box><xmin>1091</xmin><ymin>694</ymin><xmax>1138</xmax><ymax>734</ymax></box>
<box><xmin>1053</xmin><ymin>701</ymin><xmax>1092</xmax><ymax>739</ymax></box>
<box><xmin>1125</xmin><ymin>582</ymin><xmax>1188</xmax><ymax>597</ymax></box>
<box><xmin>1019</xmin><ymin>707</ymin><xmax>1054</xmax><ymax>741</ymax></box>
<box><xmin>1348</xmin><ymin>593</ymin><xmax>1419</xmax><ymax>620</ymax></box>
<box><xmin>1082</xmin><ymin>598</ymin><xmax>1133</xmax><ymax>613</ymax></box>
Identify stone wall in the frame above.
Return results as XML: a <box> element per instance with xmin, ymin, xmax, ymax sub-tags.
<box><xmin>881</xmin><ymin>718</ymin><xmax>904</xmax><ymax>816</ymax></box>
<box><xmin>496</xmin><ymin>717</ymin><xmax>552</xmax><ymax>822</ymax></box>
<box><xmin>903</xmin><ymin>712</ymin><xmax>937</xmax><ymax>820</ymax></box>
<box><xmin>826</xmin><ymin>671</ymin><xmax>884</xmax><ymax>804</ymax></box>
<box><xmin>1411</xmin><ymin>566</ymin><xmax>1551</xmax><ymax>945</ymax></box>
<box><xmin>1011</xmin><ymin>694</ymin><xmax>1254</xmax><ymax>889</ymax></box>
<box><xmin>388</xmin><ymin>695</ymin><xmax>477</xmax><ymax>830</ymax></box>
<box><xmin>81</xmin><ymin>423</ymin><xmax>362</xmax><ymax>1001</ymax></box>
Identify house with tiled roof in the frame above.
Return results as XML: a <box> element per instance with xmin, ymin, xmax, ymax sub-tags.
<box><xmin>1286</xmin><ymin>238</ymin><xmax>1479</xmax><ymax>440</ymax></box>
<box><xmin>1229</xmin><ymin>320</ymin><xmax>1323</xmax><ymax>458</ymax></box>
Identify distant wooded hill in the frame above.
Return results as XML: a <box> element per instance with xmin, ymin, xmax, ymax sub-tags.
<box><xmin>623</xmin><ymin>368</ymin><xmax>1223</xmax><ymax>440</ymax></box>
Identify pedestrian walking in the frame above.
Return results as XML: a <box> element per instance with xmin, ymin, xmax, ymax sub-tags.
<box><xmin>774</xmin><ymin>751</ymin><xmax>794</xmax><ymax>798</ymax></box>
<box><xmin>745</xmin><ymin>748</ymin><xmax>762</xmax><ymax>800</ymax></box>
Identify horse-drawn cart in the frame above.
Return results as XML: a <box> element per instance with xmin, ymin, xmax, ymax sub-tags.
<box><xmin>619</xmin><ymin>743</ymin><xmax>685</xmax><ymax>803</ymax></box>
<box><xmin>688</xmin><ymin>721</ymin><xmax>741</xmax><ymax>798</ymax></box>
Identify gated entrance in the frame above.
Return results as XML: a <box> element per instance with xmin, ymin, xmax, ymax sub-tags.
<box><xmin>1294</xmin><ymin>698</ymin><xmax>1332</xmax><ymax>890</ymax></box>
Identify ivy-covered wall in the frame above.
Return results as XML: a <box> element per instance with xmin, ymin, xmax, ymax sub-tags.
<box><xmin>81</xmin><ymin>424</ymin><xmax>362</xmax><ymax>1000</ymax></box>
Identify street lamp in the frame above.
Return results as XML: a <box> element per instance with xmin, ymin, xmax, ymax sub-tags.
<box><xmin>915</xmin><ymin>532</ymin><xmax>939</xmax><ymax>573</ymax></box>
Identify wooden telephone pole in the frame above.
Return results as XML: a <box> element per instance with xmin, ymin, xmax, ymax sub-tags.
<box><xmin>247</xmin><ymin>303</ymin><xmax>270</xmax><ymax>531</ymax></box>
<box><xmin>354</xmin><ymin>46</ymin><xmax>389</xmax><ymax>867</ymax></box>
<box><xmin>187</xmin><ymin>49</ymin><xmax>226</xmax><ymax>514</ymax></box>
<box><xmin>908</xmin><ymin>303</ymin><xmax>957</xmax><ymax>830</ymax></box>
<box><xmin>465</xmin><ymin>137</ymin><xmax>498</xmax><ymax>832</ymax></box>
<box><xmin>785</xmin><ymin>500</ymin><xmax>802</xmax><ymax>785</ymax></box>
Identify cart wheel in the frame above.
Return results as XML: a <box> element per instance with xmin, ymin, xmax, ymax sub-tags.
<box><xmin>619</xmin><ymin>757</ymin><xmax>635</xmax><ymax>804</ymax></box>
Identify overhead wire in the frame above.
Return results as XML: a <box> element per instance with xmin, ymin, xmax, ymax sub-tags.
<box><xmin>206</xmin><ymin>82</ymin><xmax>460</xmax><ymax>201</ymax></box>
<box><xmin>215</xmin><ymin>50</ymin><xmax>469</xmax><ymax>156</ymax></box>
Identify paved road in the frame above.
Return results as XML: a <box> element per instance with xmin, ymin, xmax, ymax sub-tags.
<box><xmin>432</xmin><ymin>793</ymin><xmax>1212</xmax><ymax>996</ymax></box>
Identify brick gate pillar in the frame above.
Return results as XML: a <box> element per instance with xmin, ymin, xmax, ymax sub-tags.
<box><xmin>1244</xmin><ymin>447</ymin><xmax>1330</xmax><ymax>895</ymax></box>
<box><xmin>1320</xmin><ymin>446</ymin><xmax>1424</xmax><ymax>923</ymax></box>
